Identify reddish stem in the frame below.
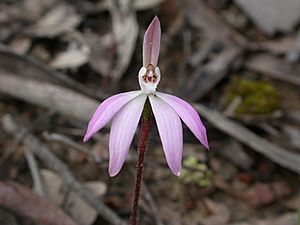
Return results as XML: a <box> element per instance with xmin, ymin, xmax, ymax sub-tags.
<box><xmin>130</xmin><ymin>113</ymin><xmax>152</xmax><ymax>225</ymax></box>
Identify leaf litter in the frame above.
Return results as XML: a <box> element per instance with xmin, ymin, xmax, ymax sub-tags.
<box><xmin>0</xmin><ymin>0</ymin><xmax>299</xmax><ymax>225</ymax></box>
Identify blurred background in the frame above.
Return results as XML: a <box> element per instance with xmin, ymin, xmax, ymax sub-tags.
<box><xmin>0</xmin><ymin>0</ymin><xmax>300</xmax><ymax>224</ymax></box>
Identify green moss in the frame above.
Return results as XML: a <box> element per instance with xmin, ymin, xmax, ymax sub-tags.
<box><xmin>180</xmin><ymin>156</ymin><xmax>212</xmax><ymax>187</ymax></box>
<box><xmin>224</xmin><ymin>77</ymin><xmax>279</xmax><ymax>115</ymax></box>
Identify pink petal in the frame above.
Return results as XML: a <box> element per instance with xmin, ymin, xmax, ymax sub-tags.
<box><xmin>109</xmin><ymin>94</ymin><xmax>147</xmax><ymax>176</ymax></box>
<box><xmin>143</xmin><ymin>16</ymin><xmax>161</xmax><ymax>67</ymax></box>
<box><xmin>149</xmin><ymin>95</ymin><xmax>183</xmax><ymax>176</ymax></box>
<box><xmin>83</xmin><ymin>91</ymin><xmax>142</xmax><ymax>142</ymax></box>
<box><xmin>156</xmin><ymin>92</ymin><xmax>209</xmax><ymax>149</ymax></box>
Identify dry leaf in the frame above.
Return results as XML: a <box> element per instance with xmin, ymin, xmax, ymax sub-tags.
<box><xmin>22</xmin><ymin>0</ymin><xmax>59</xmax><ymax>20</ymax></box>
<box><xmin>84</xmin><ymin>32</ymin><xmax>113</xmax><ymax>77</ymax></box>
<box><xmin>228</xmin><ymin>213</ymin><xmax>297</xmax><ymax>225</ymax></box>
<box><xmin>235</xmin><ymin>0</ymin><xmax>300</xmax><ymax>35</ymax></box>
<box><xmin>202</xmin><ymin>200</ymin><xmax>231</xmax><ymax>225</ymax></box>
<box><xmin>246</xmin><ymin>181</ymin><xmax>291</xmax><ymax>208</ymax></box>
<box><xmin>50</xmin><ymin>33</ymin><xmax>91</xmax><ymax>69</ymax></box>
<box><xmin>26</xmin><ymin>3</ymin><xmax>82</xmax><ymax>37</ymax></box>
<box><xmin>9</xmin><ymin>36</ymin><xmax>31</xmax><ymax>54</ymax></box>
<box><xmin>83</xmin><ymin>0</ymin><xmax>138</xmax><ymax>79</ymax></box>
<box><xmin>133</xmin><ymin>0</ymin><xmax>165</xmax><ymax>10</ymax></box>
<box><xmin>0</xmin><ymin>181</ymin><xmax>78</xmax><ymax>225</ymax></box>
<box><xmin>282</xmin><ymin>125</ymin><xmax>300</xmax><ymax>150</ymax></box>
<box><xmin>100</xmin><ymin>0</ymin><xmax>164</xmax><ymax>11</ymax></box>
<box><xmin>41</xmin><ymin>169</ymin><xmax>107</xmax><ymax>225</ymax></box>
<box><xmin>260</xmin><ymin>36</ymin><xmax>296</xmax><ymax>55</ymax></box>
<box><xmin>109</xmin><ymin>0</ymin><xmax>138</xmax><ymax>79</ymax></box>
<box><xmin>183</xmin><ymin>198</ymin><xmax>231</xmax><ymax>225</ymax></box>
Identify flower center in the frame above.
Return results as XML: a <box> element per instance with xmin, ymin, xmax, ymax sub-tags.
<box><xmin>142</xmin><ymin>64</ymin><xmax>158</xmax><ymax>84</ymax></box>
<box><xmin>138</xmin><ymin>65</ymin><xmax>161</xmax><ymax>94</ymax></box>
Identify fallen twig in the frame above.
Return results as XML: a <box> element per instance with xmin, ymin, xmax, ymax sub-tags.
<box><xmin>0</xmin><ymin>44</ymin><xmax>106</xmax><ymax>99</ymax></box>
<box><xmin>0</xmin><ymin>74</ymin><xmax>98</xmax><ymax>122</ymax></box>
<box><xmin>0</xmin><ymin>111</ymin><xmax>53</xmax><ymax>166</ymax></box>
<box><xmin>42</xmin><ymin>132</ymin><xmax>101</xmax><ymax>163</ymax></box>
<box><xmin>187</xmin><ymin>40</ymin><xmax>215</xmax><ymax>67</ymax></box>
<box><xmin>194</xmin><ymin>103</ymin><xmax>300</xmax><ymax>175</ymax></box>
<box><xmin>1</xmin><ymin>115</ymin><xmax>128</xmax><ymax>225</ymax></box>
<box><xmin>286</xmin><ymin>30</ymin><xmax>300</xmax><ymax>63</ymax></box>
<box><xmin>142</xmin><ymin>181</ymin><xmax>165</xmax><ymax>225</ymax></box>
<box><xmin>0</xmin><ymin>181</ymin><xmax>79</xmax><ymax>225</ymax></box>
<box><xmin>183</xmin><ymin>0</ymin><xmax>247</xmax><ymax>46</ymax></box>
<box><xmin>245</xmin><ymin>54</ymin><xmax>300</xmax><ymax>86</ymax></box>
<box><xmin>180</xmin><ymin>0</ymin><xmax>246</xmax><ymax>101</ymax></box>
<box><xmin>287</xmin><ymin>111</ymin><xmax>300</xmax><ymax>125</ymax></box>
<box><xmin>25</xmin><ymin>150</ymin><xmax>46</xmax><ymax>197</ymax></box>
<box><xmin>181</xmin><ymin>47</ymin><xmax>241</xmax><ymax>100</ymax></box>
<box><xmin>213</xmin><ymin>139</ymin><xmax>253</xmax><ymax>169</ymax></box>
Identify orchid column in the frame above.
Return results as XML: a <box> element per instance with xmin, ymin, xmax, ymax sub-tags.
<box><xmin>84</xmin><ymin>16</ymin><xmax>209</xmax><ymax>225</ymax></box>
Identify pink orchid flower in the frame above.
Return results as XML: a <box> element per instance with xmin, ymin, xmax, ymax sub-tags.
<box><xmin>84</xmin><ymin>16</ymin><xmax>209</xmax><ymax>177</ymax></box>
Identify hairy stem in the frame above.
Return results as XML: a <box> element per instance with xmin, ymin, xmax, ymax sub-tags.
<box><xmin>130</xmin><ymin>101</ymin><xmax>152</xmax><ymax>225</ymax></box>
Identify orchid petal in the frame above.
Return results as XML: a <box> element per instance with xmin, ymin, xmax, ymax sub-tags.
<box><xmin>143</xmin><ymin>16</ymin><xmax>161</xmax><ymax>67</ymax></box>
<box><xmin>149</xmin><ymin>95</ymin><xmax>183</xmax><ymax>176</ymax></box>
<box><xmin>108</xmin><ymin>94</ymin><xmax>147</xmax><ymax>176</ymax></box>
<box><xmin>83</xmin><ymin>91</ymin><xmax>142</xmax><ymax>142</ymax></box>
<box><xmin>156</xmin><ymin>92</ymin><xmax>209</xmax><ymax>149</ymax></box>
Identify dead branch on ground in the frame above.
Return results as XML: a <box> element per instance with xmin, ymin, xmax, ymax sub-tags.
<box><xmin>0</xmin><ymin>181</ymin><xmax>79</xmax><ymax>225</ymax></box>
